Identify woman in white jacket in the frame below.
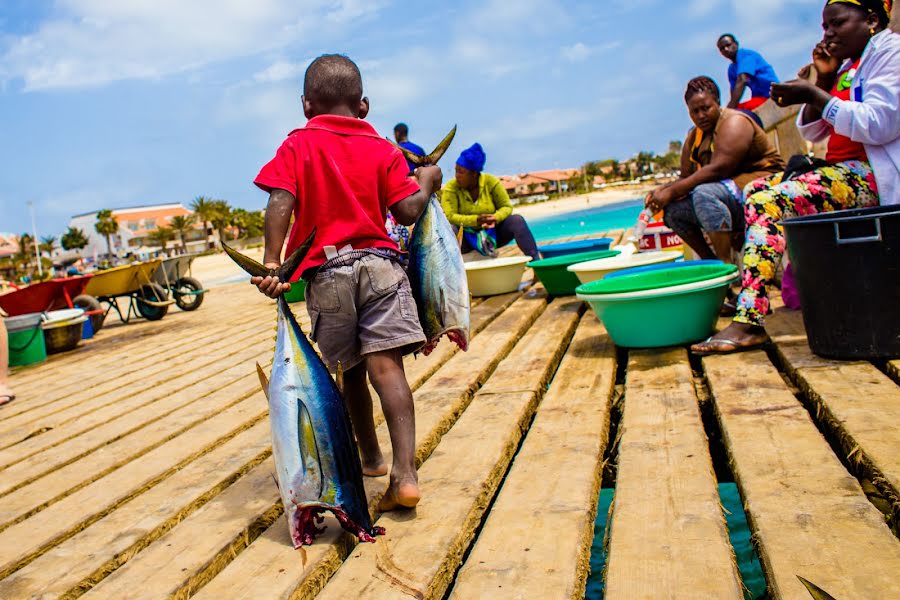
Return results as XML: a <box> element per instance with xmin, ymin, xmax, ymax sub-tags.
<box><xmin>694</xmin><ymin>0</ymin><xmax>899</xmax><ymax>354</ymax></box>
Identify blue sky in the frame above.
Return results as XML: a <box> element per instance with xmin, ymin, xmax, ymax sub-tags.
<box><xmin>0</xmin><ymin>0</ymin><xmax>823</xmax><ymax>237</ymax></box>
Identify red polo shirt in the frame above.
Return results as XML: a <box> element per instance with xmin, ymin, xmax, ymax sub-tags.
<box><xmin>254</xmin><ymin>115</ymin><xmax>420</xmax><ymax>277</ymax></box>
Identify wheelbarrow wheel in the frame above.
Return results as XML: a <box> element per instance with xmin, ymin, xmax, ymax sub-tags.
<box><xmin>137</xmin><ymin>283</ymin><xmax>169</xmax><ymax>321</ymax></box>
<box><xmin>73</xmin><ymin>294</ymin><xmax>106</xmax><ymax>333</ymax></box>
<box><xmin>173</xmin><ymin>276</ymin><xmax>205</xmax><ymax>311</ymax></box>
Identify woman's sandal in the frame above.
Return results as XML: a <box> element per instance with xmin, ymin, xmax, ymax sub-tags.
<box><xmin>691</xmin><ymin>336</ymin><xmax>768</xmax><ymax>356</ymax></box>
<box><xmin>0</xmin><ymin>393</ymin><xmax>15</xmax><ymax>408</ymax></box>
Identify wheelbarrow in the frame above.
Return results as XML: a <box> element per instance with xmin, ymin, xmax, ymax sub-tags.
<box><xmin>152</xmin><ymin>254</ymin><xmax>207</xmax><ymax>311</ymax></box>
<box><xmin>82</xmin><ymin>259</ymin><xmax>174</xmax><ymax>323</ymax></box>
<box><xmin>0</xmin><ymin>275</ymin><xmax>106</xmax><ymax>333</ymax></box>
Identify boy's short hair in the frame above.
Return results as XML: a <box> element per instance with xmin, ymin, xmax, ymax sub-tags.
<box><xmin>304</xmin><ymin>54</ymin><xmax>363</xmax><ymax>109</ymax></box>
<box><xmin>394</xmin><ymin>123</ymin><xmax>409</xmax><ymax>136</ymax></box>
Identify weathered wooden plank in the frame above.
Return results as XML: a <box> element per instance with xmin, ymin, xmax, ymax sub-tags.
<box><xmin>0</xmin><ymin>365</ymin><xmax>268</xmax><ymax>525</ymax></box>
<box><xmin>0</xmin><ymin>392</ymin><xmax>267</xmax><ymax>579</ymax></box>
<box><xmin>404</xmin><ymin>290</ymin><xmax>522</xmax><ymax>391</ymax></box>
<box><xmin>704</xmin><ymin>351</ymin><xmax>900</xmax><ymax>599</ymax></box>
<box><xmin>0</xmin><ymin>334</ymin><xmax>274</xmax><ymax>469</ymax></box>
<box><xmin>450</xmin><ymin>313</ymin><xmax>616</xmax><ymax>600</ymax></box>
<box><xmin>888</xmin><ymin>360</ymin><xmax>900</xmax><ymax>385</ymax></box>
<box><xmin>191</xmin><ymin>293</ymin><xmax>549</xmax><ymax>600</ymax></box>
<box><xmin>0</xmin><ymin>321</ymin><xmax>268</xmax><ymax>445</ymax></box>
<box><xmin>1</xmin><ymin>302</ymin><xmax>273</xmax><ymax>409</ymax></box>
<box><xmin>315</xmin><ymin>302</ymin><xmax>580</xmax><ymax>600</ymax></box>
<box><xmin>0</xmin><ymin>420</ymin><xmax>271</xmax><ymax>599</ymax></box>
<box><xmin>6</xmin><ymin>293</ymin><xmax>271</xmax><ymax>390</ymax></box>
<box><xmin>81</xmin><ymin>457</ymin><xmax>282</xmax><ymax>600</ymax></box>
<box><xmin>317</xmin><ymin>391</ymin><xmax>538</xmax><ymax>600</ymax></box>
<box><xmin>767</xmin><ymin>307</ymin><xmax>900</xmax><ymax>533</ymax></box>
<box><xmin>604</xmin><ymin>349</ymin><xmax>743</xmax><ymax>600</ymax></box>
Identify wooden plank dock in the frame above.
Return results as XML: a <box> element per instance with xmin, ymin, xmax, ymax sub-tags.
<box><xmin>3</xmin><ymin>240</ymin><xmax>899</xmax><ymax>599</ymax></box>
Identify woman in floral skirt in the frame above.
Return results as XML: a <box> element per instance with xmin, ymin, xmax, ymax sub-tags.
<box><xmin>693</xmin><ymin>0</ymin><xmax>900</xmax><ymax>354</ymax></box>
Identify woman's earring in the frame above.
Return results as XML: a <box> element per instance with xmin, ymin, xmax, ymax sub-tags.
<box><xmin>870</xmin><ymin>27</ymin><xmax>876</xmax><ymax>36</ymax></box>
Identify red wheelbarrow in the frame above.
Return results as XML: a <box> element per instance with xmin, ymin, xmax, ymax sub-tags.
<box><xmin>0</xmin><ymin>275</ymin><xmax>106</xmax><ymax>333</ymax></box>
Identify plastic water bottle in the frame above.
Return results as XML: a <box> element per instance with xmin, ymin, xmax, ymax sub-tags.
<box><xmin>624</xmin><ymin>207</ymin><xmax>654</xmax><ymax>251</ymax></box>
<box><xmin>632</xmin><ymin>207</ymin><xmax>653</xmax><ymax>240</ymax></box>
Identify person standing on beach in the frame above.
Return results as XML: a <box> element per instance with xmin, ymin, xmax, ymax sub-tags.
<box><xmin>250</xmin><ymin>54</ymin><xmax>443</xmax><ymax>511</ymax></box>
<box><xmin>718</xmin><ymin>34</ymin><xmax>780</xmax><ymax>111</ymax></box>
<box><xmin>394</xmin><ymin>123</ymin><xmax>426</xmax><ymax>172</ymax></box>
<box><xmin>0</xmin><ymin>308</ymin><xmax>14</xmax><ymax>407</ymax></box>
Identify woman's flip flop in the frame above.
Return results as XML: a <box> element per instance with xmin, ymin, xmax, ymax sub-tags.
<box><xmin>691</xmin><ymin>336</ymin><xmax>767</xmax><ymax>356</ymax></box>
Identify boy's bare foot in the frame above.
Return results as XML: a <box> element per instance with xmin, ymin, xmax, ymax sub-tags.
<box><xmin>377</xmin><ymin>479</ymin><xmax>421</xmax><ymax>512</ymax></box>
<box><xmin>361</xmin><ymin>459</ymin><xmax>388</xmax><ymax>477</ymax></box>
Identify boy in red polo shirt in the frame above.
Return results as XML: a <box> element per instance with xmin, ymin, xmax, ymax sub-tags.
<box><xmin>251</xmin><ymin>54</ymin><xmax>442</xmax><ymax>511</ymax></box>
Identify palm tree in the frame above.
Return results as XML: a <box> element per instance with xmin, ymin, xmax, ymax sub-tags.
<box><xmin>39</xmin><ymin>235</ymin><xmax>57</xmax><ymax>258</ymax></box>
<box><xmin>230</xmin><ymin>208</ymin><xmax>265</xmax><ymax>239</ymax></box>
<box><xmin>147</xmin><ymin>226</ymin><xmax>176</xmax><ymax>257</ymax></box>
<box><xmin>61</xmin><ymin>227</ymin><xmax>89</xmax><ymax>252</ymax></box>
<box><xmin>209</xmin><ymin>199</ymin><xmax>232</xmax><ymax>245</ymax></box>
<box><xmin>169</xmin><ymin>214</ymin><xmax>195</xmax><ymax>254</ymax></box>
<box><xmin>191</xmin><ymin>196</ymin><xmax>217</xmax><ymax>249</ymax></box>
<box><xmin>14</xmin><ymin>233</ymin><xmax>35</xmax><ymax>276</ymax></box>
<box><xmin>94</xmin><ymin>209</ymin><xmax>120</xmax><ymax>260</ymax></box>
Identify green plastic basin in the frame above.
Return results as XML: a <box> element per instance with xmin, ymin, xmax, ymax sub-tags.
<box><xmin>283</xmin><ymin>279</ymin><xmax>307</xmax><ymax>303</ymax></box>
<box><xmin>576</xmin><ymin>263</ymin><xmax>738</xmax><ymax>295</ymax></box>
<box><xmin>577</xmin><ymin>277</ymin><xmax>736</xmax><ymax>348</ymax></box>
<box><xmin>530</xmin><ymin>250</ymin><xmax>621</xmax><ymax>296</ymax></box>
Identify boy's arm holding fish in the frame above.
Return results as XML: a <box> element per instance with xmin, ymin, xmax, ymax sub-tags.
<box><xmin>251</xmin><ymin>165</ymin><xmax>443</xmax><ymax>298</ymax></box>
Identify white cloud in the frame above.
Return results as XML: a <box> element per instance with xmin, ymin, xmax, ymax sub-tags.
<box><xmin>561</xmin><ymin>42</ymin><xmax>592</xmax><ymax>62</ymax></box>
<box><xmin>0</xmin><ymin>0</ymin><xmax>391</xmax><ymax>91</ymax></box>
<box><xmin>253</xmin><ymin>61</ymin><xmax>306</xmax><ymax>84</ymax></box>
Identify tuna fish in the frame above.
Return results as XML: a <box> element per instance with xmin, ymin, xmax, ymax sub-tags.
<box><xmin>223</xmin><ymin>233</ymin><xmax>383</xmax><ymax>547</ymax></box>
<box><xmin>399</xmin><ymin>126</ymin><xmax>471</xmax><ymax>355</ymax></box>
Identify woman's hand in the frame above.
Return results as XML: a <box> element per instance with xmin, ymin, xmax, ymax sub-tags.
<box><xmin>772</xmin><ymin>79</ymin><xmax>834</xmax><ymax>111</ymax></box>
<box><xmin>811</xmin><ymin>41</ymin><xmax>841</xmax><ymax>82</ymax></box>
<box><xmin>771</xmin><ymin>79</ymin><xmax>819</xmax><ymax>107</ymax></box>
<box><xmin>645</xmin><ymin>187</ymin><xmax>674</xmax><ymax>212</ymax></box>
<box><xmin>477</xmin><ymin>214</ymin><xmax>497</xmax><ymax>228</ymax></box>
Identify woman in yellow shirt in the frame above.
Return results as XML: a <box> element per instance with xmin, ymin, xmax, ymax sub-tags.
<box><xmin>440</xmin><ymin>143</ymin><xmax>541</xmax><ymax>261</ymax></box>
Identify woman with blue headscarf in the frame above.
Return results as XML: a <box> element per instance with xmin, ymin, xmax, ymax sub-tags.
<box><xmin>440</xmin><ymin>143</ymin><xmax>541</xmax><ymax>261</ymax></box>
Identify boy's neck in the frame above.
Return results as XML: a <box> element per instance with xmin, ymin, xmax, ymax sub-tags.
<box><xmin>311</xmin><ymin>106</ymin><xmax>359</xmax><ymax>119</ymax></box>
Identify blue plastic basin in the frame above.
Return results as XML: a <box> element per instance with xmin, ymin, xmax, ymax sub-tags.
<box><xmin>604</xmin><ymin>259</ymin><xmax>725</xmax><ymax>280</ymax></box>
<box><xmin>538</xmin><ymin>237</ymin><xmax>613</xmax><ymax>259</ymax></box>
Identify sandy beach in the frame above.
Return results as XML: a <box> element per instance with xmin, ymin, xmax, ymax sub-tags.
<box><xmin>514</xmin><ymin>185</ymin><xmax>653</xmax><ymax>220</ymax></box>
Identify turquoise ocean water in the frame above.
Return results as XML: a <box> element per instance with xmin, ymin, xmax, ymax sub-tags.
<box><xmin>586</xmin><ymin>483</ymin><xmax>768</xmax><ymax>599</ymax></box>
<box><xmin>527</xmin><ymin>199</ymin><xmax>644</xmax><ymax>243</ymax></box>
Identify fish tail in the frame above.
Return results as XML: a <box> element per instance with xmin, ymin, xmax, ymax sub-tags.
<box><xmin>278</xmin><ymin>228</ymin><xmax>316</xmax><ymax>282</ymax></box>
<box><xmin>221</xmin><ymin>241</ymin><xmax>272</xmax><ymax>278</ymax></box>
<box><xmin>394</xmin><ymin>125</ymin><xmax>457</xmax><ymax>168</ymax></box>
<box><xmin>426</xmin><ymin>125</ymin><xmax>457</xmax><ymax>165</ymax></box>
<box><xmin>220</xmin><ymin>228</ymin><xmax>316</xmax><ymax>283</ymax></box>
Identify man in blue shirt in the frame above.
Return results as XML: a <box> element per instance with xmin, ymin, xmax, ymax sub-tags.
<box><xmin>717</xmin><ymin>34</ymin><xmax>779</xmax><ymax>111</ymax></box>
<box><xmin>393</xmin><ymin>123</ymin><xmax>426</xmax><ymax>172</ymax></box>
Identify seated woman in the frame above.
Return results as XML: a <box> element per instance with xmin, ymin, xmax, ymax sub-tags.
<box><xmin>694</xmin><ymin>0</ymin><xmax>900</xmax><ymax>354</ymax></box>
<box><xmin>646</xmin><ymin>76</ymin><xmax>784</xmax><ymax>263</ymax></box>
<box><xmin>440</xmin><ymin>143</ymin><xmax>541</xmax><ymax>261</ymax></box>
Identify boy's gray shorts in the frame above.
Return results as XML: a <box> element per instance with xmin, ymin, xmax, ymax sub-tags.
<box><xmin>305</xmin><ymin>254</ymin><xmax>426</xmax><ymax>371</ymax></box>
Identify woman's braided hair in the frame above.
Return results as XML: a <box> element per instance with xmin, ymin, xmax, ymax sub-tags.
<box><xmin>684</xmin><ymin>76</ymin><xmax>721</xmax><ymax>103</ymax></box>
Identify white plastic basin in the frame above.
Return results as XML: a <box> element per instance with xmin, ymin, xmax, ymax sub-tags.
<box><xmin>41</xmin><ymin>308</ymin><xmax>85</xmax><ymax>326</ymax></box>
<box><xmin>464</xmin><ymin>256</ymin><xmax>532</xmax><ymax>296</ymax></box>
<box><xmin>567</xmin><ymin>251</ymin><xmax>682</xmax><ymax>284</ymax></box>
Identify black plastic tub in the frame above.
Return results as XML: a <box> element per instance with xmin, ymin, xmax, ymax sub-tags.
<box><xmin>783</xmin><ymin>204</ymin><xmax>900</xmax><ymax>359</ymax></box>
